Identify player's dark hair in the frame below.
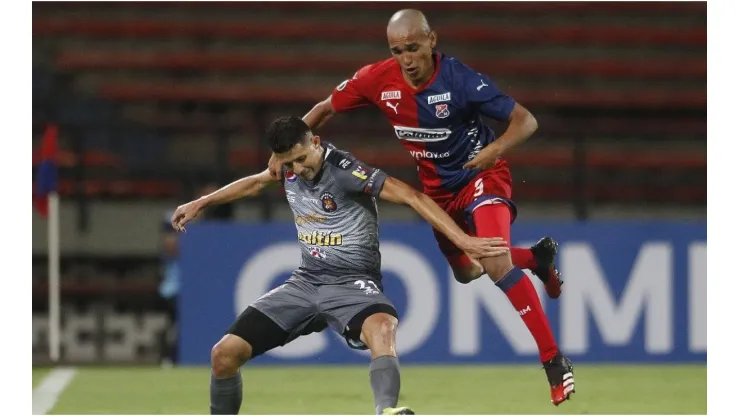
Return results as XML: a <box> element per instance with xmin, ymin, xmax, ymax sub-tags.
<box><xmin>265</xmin><ymin>116</ymin><xmax>311</xmax><ymax>153</ymax></box>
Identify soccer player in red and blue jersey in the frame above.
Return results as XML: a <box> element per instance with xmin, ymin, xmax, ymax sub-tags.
<box><xmin>268</xmin><ymin>9</ymin><xmax>575</xmax><ymax>405</ymax></box>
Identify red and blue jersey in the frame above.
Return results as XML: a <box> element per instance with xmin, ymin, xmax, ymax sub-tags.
<box><xmin>331</xmin><ymin>51</ymin><xmax>515</xmax><ymax>199</ymax></box>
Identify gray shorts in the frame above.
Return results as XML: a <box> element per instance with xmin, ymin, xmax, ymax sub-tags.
<box><xmin>251</xmin><ymin>277</ymin><xmax>397</xmax><ymax>350</ymax></box>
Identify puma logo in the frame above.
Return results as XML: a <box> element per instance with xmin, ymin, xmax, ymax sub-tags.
<box><xmin>476</xmin><ymin>79</ymin><xmax>488</xmax><ymax>91</ymax></box>
<box><xmin>386</xmin><ymin>101</ymin><xmax>399</xmax><ymax>114</ymax></box>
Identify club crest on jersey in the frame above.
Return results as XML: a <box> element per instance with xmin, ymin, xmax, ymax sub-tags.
<box><xmin>427</xmin><ymin>92</ymin><xmax>451</xmax><ymax>105</ymax></box>
<box><xmin>435</xmin><ymin>104</ymin><xmax>450</xmax><ymax>119</ymax></box>
<box><xmin>320</xmin><ymin>192</ymin><xmax>337</xmax><ymax>212</ymax></box>
<box><xmin>381</xmin><ymin>90</ymin><xmax>402</xmax><ymax>100</ymax></box>
<box><xmin>285</xmin><ymin>171</ymin><xmax>297</xmax><ymax>182</ymax></box>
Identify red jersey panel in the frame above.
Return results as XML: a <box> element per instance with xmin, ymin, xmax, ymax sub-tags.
<box><xmin>331</xmin><ymin>51</ymin><xmax>516</xmax><ymax>200</ymax></box>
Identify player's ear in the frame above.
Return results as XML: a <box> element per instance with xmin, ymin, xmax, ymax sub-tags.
<box><xmin>429</xmin><ymin>30</ymin><xmax>437</xmax><ymax>49</ymax></box>
<box><xmin>311</xmin><ymin>135</ymin><xmax>321</xmax><ymax>148</ymax></box>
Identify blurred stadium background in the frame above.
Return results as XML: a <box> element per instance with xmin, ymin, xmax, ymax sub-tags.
<box><xmin>32</xmin><ymin>1</ymin><xmax>706</xmax><ymax>414</ymax></box>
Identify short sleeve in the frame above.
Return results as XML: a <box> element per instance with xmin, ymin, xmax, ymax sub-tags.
<box><xmin>461</xmin><ymin>66</ymin><xmax>516</xmax><ymax>121</ymax></box>
<box><xmin>332</xmin><ymin>155</ymin><xmax>388</xmax><ymax>197</ymax></box>
<box><xmin>330</xmin><ymin>64</ymin><xmax>375</xmax><ymax>112</ymax></box>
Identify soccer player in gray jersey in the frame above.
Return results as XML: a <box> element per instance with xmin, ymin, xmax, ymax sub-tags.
<box><xmin>171</xmin><ymin>116</ymin><xmax>510</xmax><ymax>415</ymax></box>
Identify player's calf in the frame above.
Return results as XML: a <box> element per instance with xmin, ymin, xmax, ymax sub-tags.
<box><xmin>210</xmin><ymin>334</ymin><xmax>251</xmax><ymax>415</ymax></box>
<box><xmin>211</xmin><ymin>303</ymin><xmax>290</xmax><ymax>416</ymax></box>
<box><xmin>358</xmin><ymin>312</ymin><xmax>411</xmax><ymax>415</ymax></box>
<box><xmin>480</xmin><ymin>254</ymin><xmax>515</xmax><ymax>283</ymax></box>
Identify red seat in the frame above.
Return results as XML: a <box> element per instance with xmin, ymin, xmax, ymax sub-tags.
<box><xmin>97</xmin><ymin>81</ymin><xmax>706</xmax><ymax>109</ymax></box>
<box><xmin>55</xmin><ymin>50</ymin><xmax>706</xmax><ymax>80</ymax></box>
<box><xmin>32</xmin><ymin>149</ymin><xmax>123</xmax><ymax>168</ymax></box>
<box><xmin>34</xmin><ymin>18</ymin><xmax>706</xmax><ymax>47</ymax></box>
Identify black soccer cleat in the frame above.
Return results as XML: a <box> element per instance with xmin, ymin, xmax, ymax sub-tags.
<box><xmin>530</xmin><ymin>237</ymin><xmax>564</xmax><ymax>299</ymax></box>
<box><xmin>543</xmin><ymin>352</ymin><xmax>575</xmax><ymax>406</ymax></box>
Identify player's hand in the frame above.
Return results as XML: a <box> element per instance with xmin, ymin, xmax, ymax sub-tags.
<box><xmin>268</xmin><ymin>153</ymin><xmax>283</xmax><ymax>181</ymax></box>
<box><xmin>460</xmin><ymin>236</ymin><xmax>510</xmax><ymax>260</ymax></box>
<box><xmin>170</xmin><ymin>199</ymin><xmax>206</xmax><ymax>232</ymax></box>
<box><xmin>463</xmin><ymin>145</ymin><xmax>501</xmax><ymax>170</ymax></box>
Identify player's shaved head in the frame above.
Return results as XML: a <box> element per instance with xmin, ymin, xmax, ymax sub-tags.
<box><xmin>387</xmin><ymin>9</ymin><xmax>431</xmax><ymax>37</ymax></box>
<box><xmin>386</xmin><ymin>9</ymin><xmax>437</xmax><ymax>87</ymax></box>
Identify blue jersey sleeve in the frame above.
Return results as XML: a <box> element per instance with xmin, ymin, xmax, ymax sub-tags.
<box><xmin>459</xmin><ymin>65</ymin><xmax>516</xmax><ymax>122</ymax></box>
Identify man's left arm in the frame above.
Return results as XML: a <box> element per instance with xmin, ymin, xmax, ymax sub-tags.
<box><xmin>461</xmin><ymin>71</ymin><xmax>538</xmax><ymax>170</ymax></box>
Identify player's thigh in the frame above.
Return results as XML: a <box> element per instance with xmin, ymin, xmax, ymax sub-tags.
<box><xmin>472</xmin><ymin>160</ymin><xmax>514</xmax><ymax>201</ymax></box>
<box><xmin>224</xmin><ymin>306</ymin><xmax>291</xmax><ymax>361</ymax></box>
<box><xmin>460</xmin><ymin>162</ymin><xmax>517</xmax><ymax>228</ymax></box>
<box><xmin>229</xmin><ymin>281</ymin><xmax>320</xmax><ymax>358</ymax></box>
<box><xmin>317</xmin><ymin>280</ymin><xmax>398</xmax><ymax>351</ymax></box>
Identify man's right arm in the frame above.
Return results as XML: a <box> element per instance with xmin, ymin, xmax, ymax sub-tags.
<box><xmin>198</xmin><ymin>169</ymin><xmax>276</xmax><ymax>206</ymax></box>
<box><xmin>171</xmin><ymin>169</ymin><xmax>276</xmax><ymax>231</ymax></box>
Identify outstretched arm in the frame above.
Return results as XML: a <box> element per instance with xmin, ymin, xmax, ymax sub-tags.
<box><xmin>171</xmin><ymin>169</ymin><xmax>275</xmax><ymax>231</ymax></box>
<box><xmin>378</xmin><ymin>176</ymin><xmax>509</xmax><ymax>260</ymax></box>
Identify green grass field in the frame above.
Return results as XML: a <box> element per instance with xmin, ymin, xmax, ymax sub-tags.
<box><xmin>32</xmin><ymin>367</ymin><xmax>50</xmax><ymax>388</ymax></box>
<box><xmin>33</xmin><ymin>365</ymin><xmax>706</xmax><ymax>414</ymax></box>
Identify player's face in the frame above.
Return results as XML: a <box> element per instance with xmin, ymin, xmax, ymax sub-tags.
<box><xmin>277</xmin><ymin>136</ymin><xmax>324</xmax><ymax>181</ymax></box>
<box><xmin>388</xmin><ymin>29</ymin><xmax>437</xmax><ymax>86</ymax></box>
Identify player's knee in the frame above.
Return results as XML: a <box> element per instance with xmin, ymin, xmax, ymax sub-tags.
<box><xmin>453</xmin><ymin>270</ymin><xmax>474</xmax><ymax>284</ymax></box>
<box><xmin>362</xmin><ymin>314</ymin><xmax>398</xmax><ymax>353</ymax></box>
<box><xmin>376</xmin><ymin>316</ymin><xmax>397</xmax><ymax>344</ymax></box>
<box><xmin>452</xmin><ymin>264</ymin><xmax>481</xmax><ymax>284</ymax></box>
<box><xmin>482</xmin><ymin>256</ymin><xmax>514</xmax><ymax>282</ymax></box>
<box><xmin>211</xmin><ymin>337</ymin><xmax>249</xmax><ymax>377</ymax></box>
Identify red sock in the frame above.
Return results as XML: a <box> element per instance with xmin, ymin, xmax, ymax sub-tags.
<box><xmin>472</xmin><ymin>204</ymin><xmax>558</xmax><ymax>362</ymax></box>
<box><xmin>511</xmin><ymin>248</ymin><xmax>537</xmax><ymax>270</ymax></box>
<box><xmin>497</xmin><ymin>267</ymin><xmax>559</xmax><ymax>362</ymax></box>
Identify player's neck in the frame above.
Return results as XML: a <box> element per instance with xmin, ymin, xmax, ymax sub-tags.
<box><xmin>313</xmin><ymin>145</ymin><xmax>327</xmax><ymax>180</ymax></box>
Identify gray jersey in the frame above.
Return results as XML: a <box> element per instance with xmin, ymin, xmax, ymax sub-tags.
<box><xmin>282</xmin><ymin>144</ymin><xmax>388</xmax><ymax>285</ymax></box>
